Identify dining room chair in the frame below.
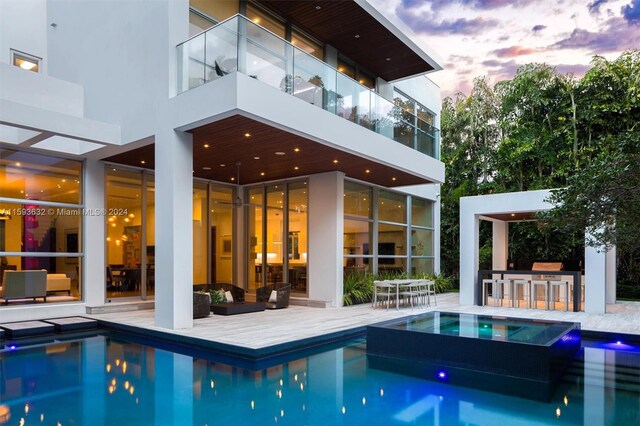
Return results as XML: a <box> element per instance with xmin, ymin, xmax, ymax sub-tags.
<box><xmin>373</xmin><ymin>280</ymin><xmax>395</xmax><ymax>309</ymax></box>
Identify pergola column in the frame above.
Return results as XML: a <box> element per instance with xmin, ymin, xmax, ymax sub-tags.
<box><xmin>459</xmin><ymin>197</ymin><xmax>479</xmax><ymax>305</ymax></box>
<box><xmin>492</xmin><ymin>221</ymin><xmax>508</xmax><ymax>270</ymax></box>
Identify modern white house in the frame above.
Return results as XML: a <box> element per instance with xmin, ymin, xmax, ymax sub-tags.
<box><xmin>0</xmin><ymin>0</ymin><xmax>445</xmax><ymax>328</ymax></box>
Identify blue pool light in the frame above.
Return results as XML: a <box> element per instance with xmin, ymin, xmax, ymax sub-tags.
<box><xmin>8</xmin><ymin>345</ymin><xmax>16</xmax><ymax>351</ymax></box>
<box><xmin>437</xmin><ymin>370</ymin><xmax>448</xmax><ymax>382</ymax></box>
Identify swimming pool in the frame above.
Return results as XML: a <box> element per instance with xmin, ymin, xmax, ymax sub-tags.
<box><xmin>0</xmin><ymin>330</ymin><xmax>638</xmax><ymax>425</ymax></box>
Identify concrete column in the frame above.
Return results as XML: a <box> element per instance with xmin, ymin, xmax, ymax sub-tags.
<box><xmin>492</xmin><ymin>221</ymin><xmax>508</xmax><ymax>270</ymax></box>
<box><xmin>155</xmin><ymin>129</ymin><xmax>193</xmax><ymax>329</ymax></box>
<box><xmin>433</xmin><ymin>185</ymin><xmax>441</xmax><ymax>274</ymax></box>
<box><xmin>605</xmin><ymin>246</ymin><xmax>616</xmax><ymax>304</ymax></box>
<box><xmin>459</xmin><ymin>199</ymin><xmax>479</xmax><ymax>305</ymax></box>
<box><xmin>584</xmin><ymin>238</ymin><xmax>606</xmax><ymax>314</ymax></box>
<box><xmin>84</xmin><ymin>158</ymin><xmax>106</xmax><ymax>306</ymax></box>
<box><xmin>308</xmin><ymin>171</ymin><xmax>344</xmax><ymax>307</ymax></box>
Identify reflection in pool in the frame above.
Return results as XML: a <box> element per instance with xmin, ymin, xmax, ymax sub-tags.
<box><xmin>0</xmin><ymin>332</ymin><xmax>638</xmax><ymax>425</ymax></box>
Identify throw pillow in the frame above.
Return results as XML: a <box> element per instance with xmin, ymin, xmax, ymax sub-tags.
<box><xmin>268</xmin><ymin>290</ymin><xmax>278</xmax><ymax>303</ymax></box>
<box><xmin>225</xmin><ymin>290</ymin><xmax>234</xmax><ymax>303</ymax></box>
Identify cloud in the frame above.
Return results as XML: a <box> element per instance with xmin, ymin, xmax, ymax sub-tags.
<box><xmin>622</xmin><ymin>0</ymin><xmax>640</xmax><ymax>24</ymax></box>
<box><xmin>396</xmin><ymin>8</ymin><xmax>499</xmax><ymax>35</ymax></box>
<box><xmin>588</xmin><ymin>0</ymin><xmax>609</xmax><ymax>14</ymax></box>
<box><xmin>552</xmin><ymin>17</ymin><xmax>640</xmax><ymax>51</ymax></box>
<box><xmin>554</xmin><ymin>63</ymin><xmax>592</xmax><ymax>77</ymax></box>
<box><xmin>493</xmin><ymin>45</ymin><xmax>538</xmax><ymax>57</ymax></box>
<box><xmin>413</xmin><ymin>0</ymin><xmax>537</xmax><ymax>11</ymax></box>
<box><xmin>532</xmin><ymin>24</ymin><xmax>547</xmax><ymax>33</ymax></box>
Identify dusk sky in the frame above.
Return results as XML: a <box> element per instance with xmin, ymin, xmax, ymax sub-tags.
<box><xmin>371</xmin><ymin>0</ymin><xmax>640</xmax><ymax>98</ymax></box>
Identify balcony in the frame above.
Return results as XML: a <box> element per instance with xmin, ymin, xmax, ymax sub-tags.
<box><xmin>176</xmin><ymin>15</ymin><xmax>439</xmax><ymax>159</ymax></box>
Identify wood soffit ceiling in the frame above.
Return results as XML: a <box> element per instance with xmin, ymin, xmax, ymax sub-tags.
<box><xmin>482</xmin><ymin>212</ymin><xmax>538</xmax><ymax>222</ymax></box>
<box><xmin>256</xmin><ymin>0</ymin><xmax>434</xmax><ymax>81</ymax></box>
<box><xmin>102</xmin><ymin>115</ymin><xmax>432</xmax><ymax>187</ymax></box>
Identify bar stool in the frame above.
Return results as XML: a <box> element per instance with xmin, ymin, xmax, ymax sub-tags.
<box><xmin>482</xmin><ymin>279</ymin><xmax>495</xmax><ymax>306</ymax></box>
<box><xmin>530</xmin><ymin>280</ymin><xmax>550</xmax><ymax>309</ymax></box>
<box><xmin>549</xmin><ymin>280</ymin><xmax>569</xmax><ymax>311</ymax></box>
<box><xmin>512</xmin><ymin>279</ymin><xmax>531</xmax><ymax>308</ymax></box>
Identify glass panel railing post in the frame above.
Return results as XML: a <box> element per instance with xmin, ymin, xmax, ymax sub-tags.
<box><xmin>237</xmin><ymin>16</ymin><xmax>247</xmax><ymax>74</ymax></box>
<box><xmin>284</xmin><ymin>43</ymin><xmax>294</xmax><ymax>95</ymax></box>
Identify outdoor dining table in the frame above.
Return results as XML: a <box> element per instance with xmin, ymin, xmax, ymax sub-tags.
<box><xmin>375</xmin><ymin>279</ymin><xmax>434</xmax><ymax>310</ymax></box>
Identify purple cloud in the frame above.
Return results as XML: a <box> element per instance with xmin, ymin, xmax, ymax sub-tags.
<box><xmin>532</xmin><ymin>24</ymin><xmax>547</xmax><ymax>33</ymax></box>
<box><xmin>397</xmin><ymin>7</ymin><xmax>499</xmax><ymax>35</ymax></box>
<box><xmin>622</xmin><ymin>0</ymin><xmax>640</xmax><ymax>24</ymax></box>
<box><xmin>588</xmin><ymin>0</ymin><xmax>609</xmax><ymax>14</ymax></box>
<box><xmin>554</xmin><ymin>63</ymin><xmax>591</xmax><ymax>77</ymax></box>
<box><xmin>493</xmin><ymin>46</ymin><xmax>537</xmax><ymax>57</ymax></box>
<box><xmin>552</xmin><ymin>17</ymin><xmax>640</xmax><ymax>51</ymax></box>
<box><xmin>413</xmin><ymin>0</ymin><xmax>537</xmax><ymax>11</ymax></box>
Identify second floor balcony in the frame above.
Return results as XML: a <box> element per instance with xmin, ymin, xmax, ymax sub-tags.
<box><xmin>177</xmin><ymin>15</ymin><xmax>439</xmax><ymax>159</ymax></box>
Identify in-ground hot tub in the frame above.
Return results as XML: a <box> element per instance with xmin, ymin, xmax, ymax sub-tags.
<box><xmin>367</xmin><ymin>311</ymin><xmax>581</xmax><ymax>401</ymax></box>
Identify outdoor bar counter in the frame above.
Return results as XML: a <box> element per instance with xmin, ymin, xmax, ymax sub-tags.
<box><xmin>477</xmin><ymin>269</ymin><xmax>582</xmax><ymax>312</ymax></box>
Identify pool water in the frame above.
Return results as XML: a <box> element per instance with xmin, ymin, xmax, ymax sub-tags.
<box><xmin>392</xmin><ymin>312</ymin><xmax>578</xmax><ymax>345</ymax></box>
<box><xmin>0</xmin><ymin>332</ymin><xmax>638</xmax><ymax>425</ymax></box>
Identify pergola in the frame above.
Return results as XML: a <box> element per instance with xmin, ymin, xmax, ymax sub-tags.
<box><xmin>459</xmin><ymin>190</ymin><xmax>616</xmax><ymax>314</ymax></box>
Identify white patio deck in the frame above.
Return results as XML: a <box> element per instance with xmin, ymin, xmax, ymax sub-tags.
<box><xmin>88</xmin><ymin>293</ymin><xmax>640</xmax><ymax>350</ymax></box>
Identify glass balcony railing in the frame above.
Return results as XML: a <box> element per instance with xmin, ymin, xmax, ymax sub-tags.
<box><xmin>177</xmin><ymin>15</ymin><xmax>439</xmax><ymax>159</ymax></box>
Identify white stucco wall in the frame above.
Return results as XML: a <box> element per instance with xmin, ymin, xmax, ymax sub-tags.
<box><xmin>46</xmin><ymin>0</ymin><xmax>189</xmax><ymax>144</ymax></box>
<box><xmin>0</xmin><ymin>0</ymin><xmax>48</xmax><ymax>70</ymax></box>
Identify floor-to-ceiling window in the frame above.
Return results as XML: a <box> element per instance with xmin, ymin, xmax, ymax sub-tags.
<box><xmin>246</xmin><ymin>179</ymin><xmax>308</xmax><ymax>295</ymax></box>
<box><xmin>106</xmin><ymin>165</ymin><xmax>235</xmax><ymax>301</ymax></box>
<box><xmin>0</xmin><ymin>148</ymin><xmax>83</xmax><ymax>305</ymax></box>
<box><xmin>288</xmin><ymin>181</ymin><xmax>307</xmax><ymax>293</ymax></box>
<box><xmin>343</xmin><ymin>180</ymin><xmax>435</xmax><ymax>278</ymax></box>
<box><xmin>106</xmin><ymin>168</ymin><xmax>144</xmax><ymax>300</ymax></box>
<box><xmin>210</xmin><ymin>186</ymin><xmax>234</xmax><ymax>283</ymax></box>
<box><xmin>343</xmin><ymin>181</ymin><xmax>373</xmax><ymax>275</ymax></box>
<box><xmin>377</xmin><ymin>190</ymin><xmax>407</xmax><ymax>274</ymax></box>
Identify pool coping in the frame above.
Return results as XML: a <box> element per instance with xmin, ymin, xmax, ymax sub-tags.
<box><xmin>95</xmin><ymin>317</ymin><xmax>366</xmax><ymax>365</ymax></box>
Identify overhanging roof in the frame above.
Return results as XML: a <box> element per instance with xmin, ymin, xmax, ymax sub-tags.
<box><xmin>257</xmin><ymin>0</ymin><xmax>443</xmax><ymax>81</ymax></box>
<box><xmin>103</xmin><ymin>115</ymin><xmax>435</xmax><ymax>187</ymax></box>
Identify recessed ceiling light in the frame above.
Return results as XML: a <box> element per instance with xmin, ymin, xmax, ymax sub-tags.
<box><xmin>511</xmin><ymin>213</ymin><xmax>516</xmax><ymax>217</ymax></box>
<box><xmin>354</xmin><ymin>34</ymin><xmax>360</xmax><ymax>38</ymax></box>
<box><xmin>140</xmin><ymin>160</ymin><xmax>146</xmax><ymax>164</ymax></box>
<box><xmin>333</xmin><ymin>159</ymin><xmax>338</xmax><ymax>164</ymax></box>
<box><xmin>231</xmin><ymin>177</ymin><xmax>235</xmax><ymax>181</ymax></box>
<box><xmin>220</xmin><ymin>164</ymin><xmax>226</xmax><ymax>167</ymax></box>
<box><xmin>15</xmin><ymin>162</ymin><xmax>21</xmax><ymax>167</ymax></box>
<box><xmin>392</xmin><ymin>177</ymin><xmax>397</xmax><ymax>181</ymax></box>
<box><xmin>294</xmin><ymin>148</ymin><xmax>300</xmax><ymax>152</ymax></box>
<box><xmin>294</xmin><ymin>166</ymin><xmax>299</xmax><ymax>170</ymax></box>
<box><xmin>204</xmin><ymin>144</ymin><xmax>210</xmax><ymax>148</ymax></box>
<box><xmin>365</xmin><ymin>169</ymin><xmax>370</xmax><ymax>173</ymax></box>
<box><xmin>244</xmin><ymin>132</ymin><xmax>251</xmax><ymax>138</ymax></box>
<box><xmin>315</xmin><ymin>5</ymin><xmax>321</xmax><ymax>10</ymax></box>
<box><xmin>254</xmin><ymin>156</ymin><xmax>260</xmax><ymax>160</ymax></box>
<box><xmin>275</xmin><ymin>151</ymin><xmax>285</xmax><ymax>156</ymax></box>
<box><xmin>202</xmin><ymin>166</ymin><xmax>212</xmax><ymax>170</ymax></box>
<box><xmin>260</xmin><ymin>172</ymin><xmax>266</xmax><ymax>176</ymax></box>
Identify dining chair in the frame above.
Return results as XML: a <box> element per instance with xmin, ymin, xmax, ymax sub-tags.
<box><xmin>373</xmin><ymin>280</ymin><xmax>395</xmax><ymax>309</ymax></box>
<box><xmin>399</xmin><ymin>281</ymin><xmax>421</xmax><ymax>309</ymax></box>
